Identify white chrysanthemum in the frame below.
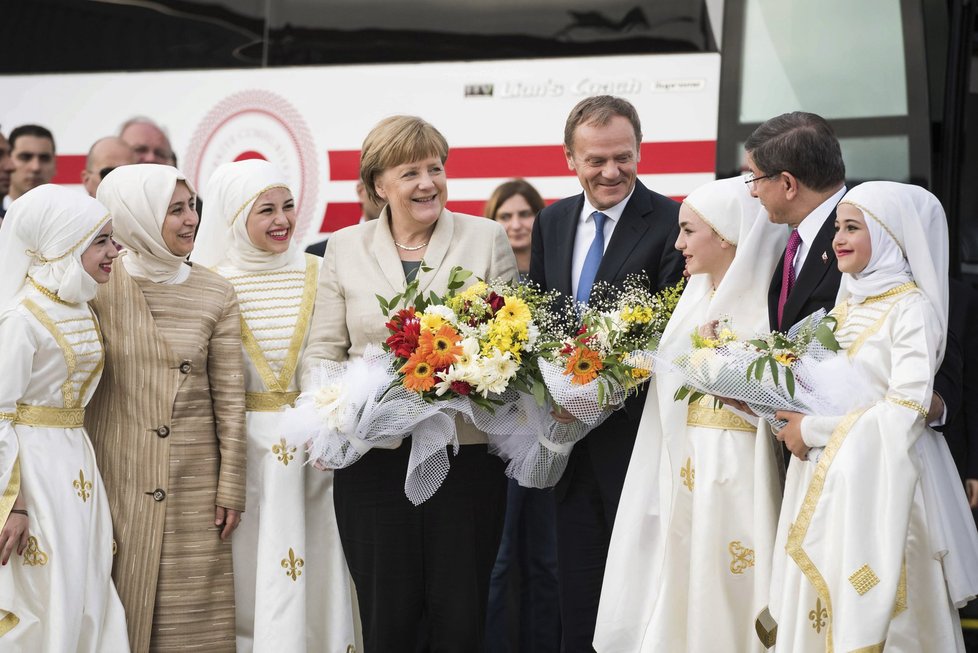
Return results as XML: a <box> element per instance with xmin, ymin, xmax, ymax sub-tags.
<box><xmin>485</xmin><ymin>349</ymin><xmax>519</xmax><ymax>380</ymax></box>
<box><xmin>433</xmin><ymin>365</ymin><xmax>467</xmax><ymax>396</ymax></box>
<box><xmin>426</xmin><ymin>304</ymin><xmax>457</xmax><ymax>322</ymax></box>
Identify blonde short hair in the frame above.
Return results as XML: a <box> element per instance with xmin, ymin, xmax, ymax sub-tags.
<box><xmin>360</xmin><ymin>116</ymin><xmax>449</xmax><ymax>206</ymax></box>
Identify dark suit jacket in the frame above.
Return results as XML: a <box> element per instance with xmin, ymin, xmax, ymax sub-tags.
<box><xmin>529</xmin><ymin>179</ymin><xmax>684</xmax><ymax>500</ymax></box>
<box><xmin>944</xmin><ymin>279</ymin><xmax>976</xmax><ymax>479</ymax></box>
<box><xmin>305</xmin><ymin>237</ymin><xmax>328</xmax><ymax>257</ymax></box>
<box><xmin>768</xmin><ymin>206</ymin><xmax>843</xmax><ymax>332</ymax></box>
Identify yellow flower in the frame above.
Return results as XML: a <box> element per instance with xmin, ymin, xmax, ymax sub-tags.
<box><xmin>774</xmin><ymin>352</ymin><xmax>798</xmax><ymax>366</ymax></box>
<box><xmin>460</xmin><ymin>281</ymin><xmax>488</xmax><ymax>300</ymax></box>
<box><xmin>496</xmin><ymin>296</ymin><xmax>531</xmax><ymax>325</ymax></box>
<box><xmin>630</xmin><ymin>367</ymin><xmax>651</xmax><ymax>380</ymax></box>
<box><xmin>419</xmin><ymin>313</ymin><xmax>447</xmax><ymax>332</ymax></box>
<box><xmin>621</xmin><ymin>305</ymin><xmax>653</xmax><ymax>324</ymax></box>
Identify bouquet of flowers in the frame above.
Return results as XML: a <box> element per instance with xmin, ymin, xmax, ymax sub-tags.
<box><xmin>667</xmin><ymin>309</ymin><xmax>856</xmax><ymax>430</ymax></box>
<box><xmin>538</xmin><ymin>275</ymin><xmax>684</xmax><ymax>425</ymax></box>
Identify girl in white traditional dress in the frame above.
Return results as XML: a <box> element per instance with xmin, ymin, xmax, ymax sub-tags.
<box><xmin>192</xmin><ymin>159</ymin><xmax>361</xmax><ymax>653</ymax></box>
<box><xmin>770</xmin><ymin>181</ymin><xmax>978</xmax><ymax>652</ymax></box>
<box><xmin>595</xmin><ymin>177</ymin><xmax>786</xmax><ymax>652</ymax></box>
<box><xmin>0</xmin><ymin>184</ymin><xmax>129</xmax><ymax>651</ymax></box>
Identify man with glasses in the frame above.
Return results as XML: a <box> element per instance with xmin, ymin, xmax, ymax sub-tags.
<box><xmin>743</xmin><ymin>111</ymin><xmax>847</xmax><ymax>333</ymax></box>
<box><xmin>81</xmin><ymin>136</ymin><xmax>137</xmax><ymax>197</ymax></box>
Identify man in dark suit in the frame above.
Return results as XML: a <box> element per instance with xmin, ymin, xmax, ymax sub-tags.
<box><xmin>745</xmin><ymin>111</ymin><xmax>958</xmax><ymax>450</ymax></box>
<box><xmin>306</xmin><ymin>180</ymin><xmax>384</xmax><ymax>256</ymax></box>
<box><xmin>529</xmin><ymin>95</ymin><xmax>684</xmax><ymax>652</ymax></box>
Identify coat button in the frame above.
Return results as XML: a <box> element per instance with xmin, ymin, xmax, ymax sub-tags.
<box><xmin>179</xmin><ymin>360</ymin><xmax>192</xmax><ymax>374</ymax></box>
<box><xmin>152</xmin><ymin>489</ymin><xmax>166</xmax><ymax>502</ymax></box>
<box><xmin>156</xmin><ymin>425</ymin><xmax>170</xmax><ymax>438</ymax></box>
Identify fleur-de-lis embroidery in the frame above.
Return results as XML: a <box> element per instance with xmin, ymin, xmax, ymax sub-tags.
<box><xmin>281</xmin><ymin>547</ymin><xmax>305</xmax><ymax>581</ymax></box>
<box><xmin>809</xmin><ymin>597</ymin><xmax>828</xmax><ymax>634</ymax></box>
<box><xmin>272</xmin><ymin>438</ymin><xmax>296</xmax><ymax>467</ymax></box>
<box><xmin>23</xmin><ymin>536</ymin><xmax>48</xmax><ymax>567</ymax></box>
<box><xmin>728</xmin><ymin>540</ymin><xmax>755</xmax><ymax>574</ymax></box>
<box><xmin>680</xmin><ymin>457</ymin><xmax>694</xmax><ymax>491</ymax></box>
<box><xmin>73</xmin><ymin>469</ymin><xmax>92</xmax><ymax>502</ymax></box>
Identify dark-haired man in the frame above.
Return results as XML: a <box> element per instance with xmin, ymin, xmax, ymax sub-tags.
<box><xmin>5</xmin><ymin>124</ymin><xmax>56</xmax><ymax>211</ymax></box>
<box><xmin>529</xmin><ymin>95</ymin><xmax>684</xmax><ymax>652</ymax></box>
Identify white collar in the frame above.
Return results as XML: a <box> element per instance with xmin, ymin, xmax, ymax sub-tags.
<box><xmin>579</xmin><ymin>186</ymin><xmax>636</xmax><ymax>225</ymax></box>
<box><xmin>796</xmin><ymin>185</ymin><xmax>846</xmax><ymax>242</ymax></box>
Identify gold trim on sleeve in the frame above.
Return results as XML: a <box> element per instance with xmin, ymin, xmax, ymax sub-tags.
<box><xmin>0</xmin><ymin>459</ymin><xmax>21</xmax><ymax>530</ymax></box>
<box><xmin>885</xmin><ymin>395</ymin><xmax>927</xmax><ymax>418</ymax></box>
<box><xmin>23</xmin><ymin>299</ymin><xmax>77</xmax><ymax>407</ymax></box>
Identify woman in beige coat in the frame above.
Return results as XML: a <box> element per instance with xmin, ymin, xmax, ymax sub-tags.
<box><xmin>86</xmin><ymin>164</ymin><xmax>247</xmax><ymax>653</ymax></box>
<box><xmin>304</xmin><ymin>115</ymin><xmax>517</xmax><ymax>652</ymax></box>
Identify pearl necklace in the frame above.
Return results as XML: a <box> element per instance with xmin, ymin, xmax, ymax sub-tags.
<box><xmin>393</xmin><ymin>240</ymin><xmax>428</xmax><ymax>251</ymax></box>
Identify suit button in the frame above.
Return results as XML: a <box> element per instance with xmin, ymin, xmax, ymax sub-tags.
<box><xmin>152</xmin><ymin>489</ymin><xmax>166</xmax><ymax>502</ymax></box>
<box><xmin>156</xmin><ymin>425</ymin><xmax>170</xmax><ymax>438</ymax></box>
<box><xmin>179</xmin><ymin>360</ymin><xmax>192</xmax><ymax>374</ymax></box>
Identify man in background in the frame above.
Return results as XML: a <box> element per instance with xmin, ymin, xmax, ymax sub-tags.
<box><xmin>81</xmin><ymin>136</ymin><xmax>137</xmax><ymax>197</ymax></box>
<box><xmin>4</xmin><ymin>124</ymin><xmax>56</xmax><ymax>211</ymax></box>
<box><xmin>120</xmin><ymin>117</ymin><xmax>176</xmax><ymax>166</ymax></box>
<box><xmin>306</xmin><ymin>179</ymin><xmax>385</xmax><ymax>256</ymax></box>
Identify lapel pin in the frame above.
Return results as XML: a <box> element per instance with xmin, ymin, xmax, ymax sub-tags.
<box><xmin>821</xmin><ymin>251</ymin><xmax>828</xmax><ymax>264</ymax></box>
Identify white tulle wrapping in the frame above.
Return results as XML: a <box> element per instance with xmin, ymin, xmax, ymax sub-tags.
<box><xmin>658</xmin><ymin>310</ymin><xmax>871</xmax><ymax>441</ymax></box>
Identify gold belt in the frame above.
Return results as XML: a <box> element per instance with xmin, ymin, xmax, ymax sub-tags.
<box><xmin>246</xmin><ymin>391</ymin><xmax>300</xmax><ymax>412</ymax></box>
<box><xmin>12</xmin><ymin>404</ymin><xmax>85</xmax><ymax>428</ymax></box>
<box><xmin>686</xmin><ymin>400</ymin><xmax>756</xmax><ymax>433</ymax></box>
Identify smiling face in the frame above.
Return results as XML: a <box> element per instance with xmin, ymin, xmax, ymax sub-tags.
<box><xmin>246</xmin><ymin>186</ymin><xmax>296</xmax><ymax>253</ymax></box>
<box><xmin>493</xmin><ymin>193</ymin><xmax>536</xmax><ymax>253</ymax></box>
<box><xmin>81</xmin><ymin>221</ymin><xmax>120</xmax><ymax>283</ymax></box>
<box><xmin>160</xmin><ymin>181</ymin><xmax>198</xmax><ymax>257</ymax></box>
<box><xmin>374</xmin><ymin>155</ymin><xmax>447</xmax><ymax>229</ymax></box>
<box><xmin>675</xmin><ymin>203</ymin><xmax>735</xmax><ymax>282</ymax></box>
<box><xmin>565</xmin><ymin>115</ymin><xmax>639</xmax><ymax>211</ymax></box>
<box><xmin>833</xmin><ymin>203</ymin><xmax>872</xmax><ymax>274</ymax></box>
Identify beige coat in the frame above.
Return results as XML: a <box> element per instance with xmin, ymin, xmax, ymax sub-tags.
<box><xmin>86</xmin><ymin>261</ymin><xmax>247</xmax><ymax>653</ymax></box>
<box><xmin>303</xmin><ymin>208</ymin><xmax>518</xmax><ymax>444</ymax></box>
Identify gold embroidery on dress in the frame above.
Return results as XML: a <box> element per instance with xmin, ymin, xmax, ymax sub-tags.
<box><xmin>885</xmin><ymin>395</ymin><xmax>927</xmax><ymax>418</ymax></box>
<box><xmin>23</xmin><ymin>536</ymin><xmax>48</xmax><ymax>566</ymax></box>
<box><xmin>680</xmin><ymin>457</ymin><xmax>694</xmax><ymax>491</ymax></box>
<box><xmin>281</xmin><ymin>547</ymin><xmax>305</xmax><ymax>581</ymax></box>
<box><xmin>238</xmin><ymin>256</ymin><xmax>318</xmax><ymax>402</ymax></box>
<box><xmin>0</xmin><ymin>459</ymin><xmax>21</xmax><ymax>530</ymax></box>
<box><xmin>246</xmin><ymin>391</ymin><xmax>300</xmax><ymax>412</ymax></box>
<box><xmin>785</xmin><ymin>408</ymin><xmax>867</xmax><ymax>652</ymax></box>
<box><xmin>346</xmin><ymin>646</ymin><xmax>357</xmax><ymax>653</ymax></box>
<box><xmin>0</xmin><ymin>611</ymin><xmax>19</xmax><ymax>636</ymax></box>
<box><xmin>273</xmin><ymin>438</ymin><xmax>297</xmax><ymax>466</ymax></box>
<box><xmin>0</xmin><ymin>412</ymin><xmax>14</xmax><ymax>422</ymax></box>
<box><xmin>687</xmin><ymin>396</ymin><xmax>756</xmax><ymax>432</ymax></box>
<box><xmin>728</xmin><ymin>540</ymin><xmax>755</xmax><ymax>574</ymax></box>
<box><xmin>809</xmin><ymin>597</ymin><xmax>828</xmax><ymax>634</ymax></box>
<box><xmin>73</xmin><ymin>469</ymin><xmax>92</xmax><ymax>502</ymax></box>
<box><xmin>849</xmin><ymin>564</ymin><xmax>880</xmax><ymax>595</ymax></box>
<box><xmin>893</xmin><ymin>561</ymin><xmax>907</xmax><ymax>617</ymax></box>
<box><xmin>15</xmin><ymin>404</ymin><xmax>85</xmax><ymax>428</ymax></box>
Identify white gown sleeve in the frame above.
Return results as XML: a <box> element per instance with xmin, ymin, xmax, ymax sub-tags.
<box><xmin>0</xmin><ymin>309</ymin><xmax>38</xmax><ymax>523</ymax></box>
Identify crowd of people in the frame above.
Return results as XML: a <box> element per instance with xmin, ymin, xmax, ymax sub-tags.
<box><xmin>0</xmin><ymin>95</ymin><xmax>975</xmax><ymax>653</ymax></box>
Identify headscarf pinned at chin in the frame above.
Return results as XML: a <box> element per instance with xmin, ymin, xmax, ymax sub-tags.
<box><xmin>97</xmin><ymin>164</ymin><xmax>196</xmax><ymax>283</ymax></box>
<box><xmin>192</xmin><ymin>159</ymin><xmax>303</xmax><ymax>272</ymax></box>
<box><xmin>837</xmin><ymin>181</ymin><xmax>948</xmax><ymax>361</ymax></box>
<box><xmin>0</xmin><ymin>184</ymin><xmax>110</xmax><ymax>307</ymax></box>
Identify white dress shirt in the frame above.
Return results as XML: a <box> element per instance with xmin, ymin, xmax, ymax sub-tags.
<box><xmin>570</xmin><ymin>188</ymin><xmax>634</xmax><ymax>298</ymax></box>
<box><xmin>790</xmin><ymin>185</ymin><xmax>846</xmax><ymax>275</ymax></box>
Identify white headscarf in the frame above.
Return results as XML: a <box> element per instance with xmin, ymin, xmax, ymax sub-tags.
<box><xmin>0</xmin><ymin>184</ymin><xmax>111</xmax><ymax>307</ymax></box>
<box><xmin>96</xmin><ymin>164</ymin><xmax>196</xmax><ymax>283</ymax></box>
<box><xmin>192</xmin><ymin>159</ymin><xmax>302</xmax><ymax>271</ymax></box>
<box><xmin>837</xmin><ymin>181</ymin><xmax>948</xmax><ymax>360</ymax></box>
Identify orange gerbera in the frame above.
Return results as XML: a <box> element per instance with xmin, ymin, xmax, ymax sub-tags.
<box><xmin>418</xmin><ymin>324</ymin><xmax>463</xmax><ymax>369</ymax></box>
<box><xmin>401</xmin><ymin>353</ymin><xmax>437</xmax><ymax>392</ymax></box>
<box><xmin>565</xmin><ymin>347</ymin><xmax>603</xmax><ymax>385</ymax></box>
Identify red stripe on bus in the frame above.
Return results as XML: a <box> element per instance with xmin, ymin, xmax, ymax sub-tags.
<box><xmin>52</xmin><ymin>155</ymin><xmax>87</xmax><ymax>184</ymax></box>
<box><xmin>318</xmin><ymin>196</ymin><xmax>686</xmax><ymax>233</ymax></box>
<box><xmin>327</xmin><ymin>141</ymin><xmax>716</xmax><ymax>181</ymax></box>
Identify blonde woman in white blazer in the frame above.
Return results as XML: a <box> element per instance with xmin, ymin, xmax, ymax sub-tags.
<box><xmin>303</xmin><ymin>115</ymin><xmax>518</xmax><ymax>653</ymax></box>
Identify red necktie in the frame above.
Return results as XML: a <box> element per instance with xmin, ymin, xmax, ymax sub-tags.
<box><xmin>777</xmin><ymin>229</ymin><xmax>802</xmax><ymax>329</ymax></box>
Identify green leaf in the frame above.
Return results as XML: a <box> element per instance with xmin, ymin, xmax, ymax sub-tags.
<box><xmin>785</xmin><ymin>367</ymin><xmax>796</xmax><ymax>398</ymax></box>
<box><xmin>748</xmin><ymin>339</ymin><xmax>769</xmax><ymax>350</ymax></box>
<box><xmin>814</xmin><ymin>323</ymin><xmax>842</xmax><ymax>352</ymax></box>
<box><xmin>768</xmin><ymin>357</ymin><xmax>779</xmax><ymax>385</ymax></box>
<box><xmin>597</xmin><ymin>381</ymin><xmax>605</xmax><ymax>406</ymax></box>
<box><xmin>376</xmin><ymin>294</ymin><xmax>390</xmax><ymax>313</ymax></box>
<box><xmin>531</xmin><ymin>379</ymin><xmax>547</xmax><ymax>406</ymax></box>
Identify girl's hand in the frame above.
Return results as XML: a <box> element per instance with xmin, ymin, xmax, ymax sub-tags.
<box><xmin>775</xmin><ymin>410</ymin><xmax>810</xmax><ymax>460</ymax></box>
<box><xmin>0</xmin><ymin>504</ymin><xmax>30</xmax><ymax>565</ymax></box>
<box><xmin>551</xmin><ymin>405</ymin><xmax>577</xmax><ymax>425</ymax></box>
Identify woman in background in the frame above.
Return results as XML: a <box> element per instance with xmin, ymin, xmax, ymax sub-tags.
<box><xmin>193</xmin><ymin>159</ymin><xmax>360</xmax><ymax>653</ymax></box>
<box><xmin>483</xmin><ymin>179</ymin><xmax>561</xmax><ymax>653</ymax></box>
<box><xmin>88</xmin><ymin>164</ymin><xmax>247</xmax><ymax>652</ymax></box>
<box><xmin>0</xmin><ymin>185</ymin><xmax>128</xmax><ymax>651</ymax></box>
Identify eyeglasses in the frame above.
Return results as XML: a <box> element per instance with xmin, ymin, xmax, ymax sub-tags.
<box><xmin>742</xmin><ymin>171</ymin><xmax>780</xmax><ymax>190</ymax></box>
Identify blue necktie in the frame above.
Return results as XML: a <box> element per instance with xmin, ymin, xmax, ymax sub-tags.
<box><xmin>576</xmin><ymin>211</ymin><xmax>607</xmax><ymax>304</ymax></box>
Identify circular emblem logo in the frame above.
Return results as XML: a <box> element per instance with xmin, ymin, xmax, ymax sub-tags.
<box><xmin>184</xmin><ymin>89</ymin><xmax>321</xmax><ymax>240</ymax></box>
